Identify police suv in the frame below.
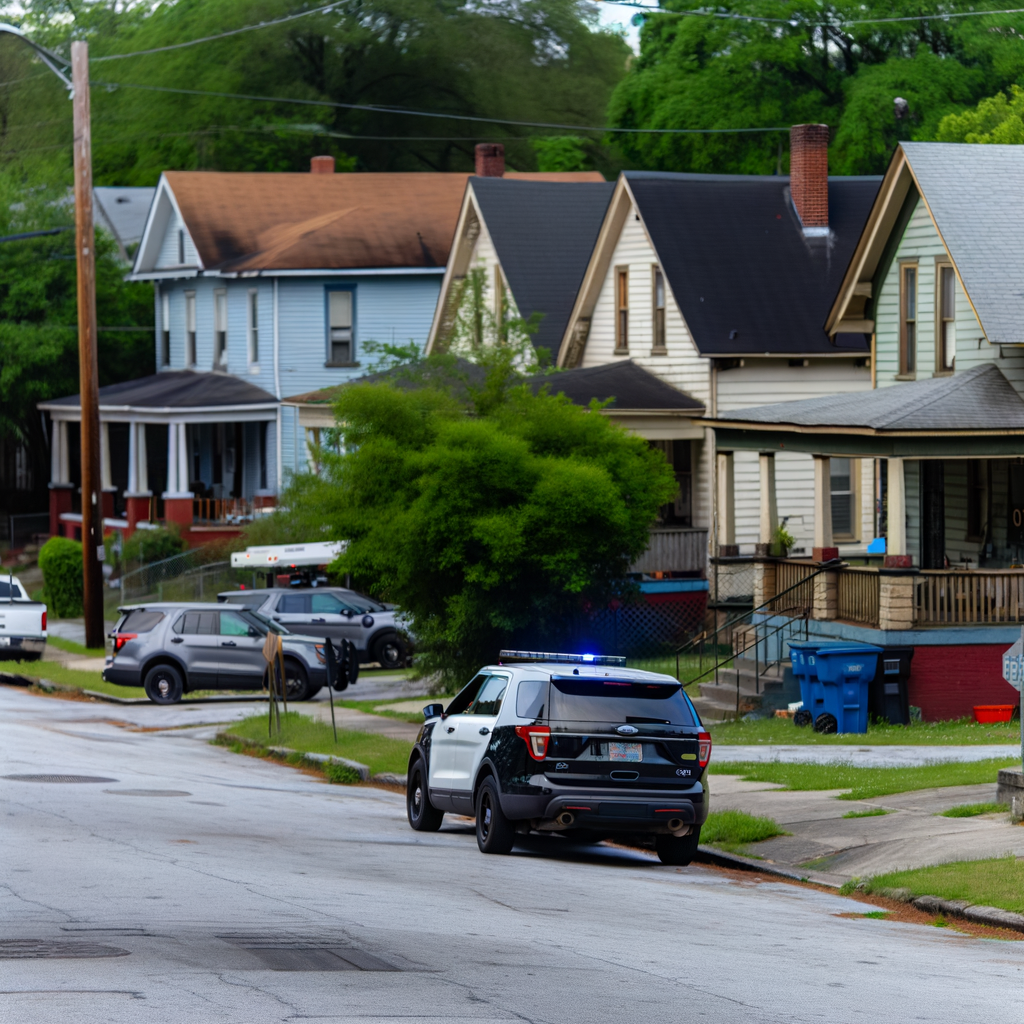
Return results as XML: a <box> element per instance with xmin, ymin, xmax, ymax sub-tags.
<box><xmin>406</xmin><ymin>651</ymin><xmax>711</xmax><ymax>865</ymax></box>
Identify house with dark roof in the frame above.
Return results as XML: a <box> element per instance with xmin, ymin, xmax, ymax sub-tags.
<box><xmin>39</xmin><ymin>148</ymin><xmax>602</xmax><ymax>542</ymax></box>
<box><xmin>560</xmin><ymin>126</ymin><xmax>881</xmax><ymax>561</ymax></box>
<box><xmin>709</xmin><ymin>142</ymin><xmax>1024</xmax><ymax>721</ymax></box>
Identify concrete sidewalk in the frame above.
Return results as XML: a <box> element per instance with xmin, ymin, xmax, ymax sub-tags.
<box><xmin>715</xmin><ymin>743</ymin><xmax>1021</xmax><ymax>766</ymax></box>
<box><xmin>711</xmin><ymin>772</ymin><xmax>1024</xmax><ymax>885</ymax></box>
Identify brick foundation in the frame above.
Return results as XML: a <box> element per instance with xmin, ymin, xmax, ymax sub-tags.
<box><xmin>906</xmin><ymin>644</ymin><xmax>1020</xmax><ymax>722</ymax></box>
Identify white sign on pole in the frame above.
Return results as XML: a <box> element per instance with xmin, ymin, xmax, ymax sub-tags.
<box><xmin>1003</xmin><ymin>632</ymin><xmax>1024</xmax><ymax>693</ymax></box>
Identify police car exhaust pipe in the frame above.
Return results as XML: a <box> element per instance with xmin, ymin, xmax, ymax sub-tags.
<box><xmin>557</xmin><ymin>811</ymin><xmax>575</xmax><ymax>827</ymax></box>
<box><xmin>668</xmin><ymin>818</ymin><xmax>684</xmax><ymax>832</ymax></box>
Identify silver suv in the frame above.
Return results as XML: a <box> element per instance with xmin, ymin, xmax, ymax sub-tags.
<box><xmin>217</xmin><ymin>587</ymin><xmax>410</xmax><ymax>669</ymax></box>
<box><xmin>102</xmin><ymin>602</ymin><xmax>347</xmax><ymax>705</ymax></box>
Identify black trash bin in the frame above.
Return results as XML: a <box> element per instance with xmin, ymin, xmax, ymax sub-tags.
<box><xmin>869</xmin><ymin>647</ymin><xmax>914</xmax><ymax>725</ymax></box>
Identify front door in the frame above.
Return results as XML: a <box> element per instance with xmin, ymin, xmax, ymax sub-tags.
<box><xmin>171</xmin><ymin>609</ymin><xmax>221</xmax><ymax>689</ymax></box>
<box><xmin>449</xmin><ymin>673</ymin><xmax>510</xmax><ymax>812</ymax></box>
<box><xmin>216</xmin><ymin>609</ymin><xmax>266</xmax><ymax>689</ymax></box>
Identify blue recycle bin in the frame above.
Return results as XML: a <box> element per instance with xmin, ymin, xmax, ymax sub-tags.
<box><xmin>813</xmin><ymin>643</ymin><xmax>882</xmax><ymax>734</ymax></box>
<box><xmin>787</xmin><ymin>641</ymin><xmax>826</xmax><ymax>722</ymax></box>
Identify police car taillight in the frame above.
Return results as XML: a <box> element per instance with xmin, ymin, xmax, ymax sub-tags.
<box><xmin>515</xmin><ymin>725</ymin><xmax>550</xmax><ymax>760</ymax></box>
<box><xmin>698</xmin><ymin>731</ymin><xmax>711</xmax><ymax>768</ymax></box>
<box><xmin>113</xmin><ymin>633</ymin><xmax>137</xmax><ymax>653</ymax></box>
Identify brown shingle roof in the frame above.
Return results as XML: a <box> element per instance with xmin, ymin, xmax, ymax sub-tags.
<box><xmin>164</xmin><ymin>170</ymin><xmax>604</xmax><ymax>272</ymax></box>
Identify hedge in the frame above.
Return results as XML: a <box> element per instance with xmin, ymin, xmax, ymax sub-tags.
<box><xmin>38</xmin><ymin>536</ymin><xmax>84</xmax><ymax>618</ymax></box>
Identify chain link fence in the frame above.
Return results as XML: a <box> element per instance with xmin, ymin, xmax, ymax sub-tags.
<box><xmin>108</xmin><ymin>551</ymin><xmax>260</xmax><ymax>613</ymax></box>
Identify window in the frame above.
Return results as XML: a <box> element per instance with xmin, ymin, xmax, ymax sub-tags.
<box><xmin>247</xmin><ymin>289</ymin><xmax>259</xmax><ymax>366</ymax></box>
<box><xmin>118</xmin><ymin>610</ymin><xmax>164</xmax><ymax>633</ymax></box>
<box><xmin>178</xmin><ymin>228</ymin><xmax>185</xmax><ymax>265</ymax></box>
<box><xmin>214</xmin><ymin>289</ymin><xmax>228</xmax><ymax>368</ymax></box>
<box><xmin>278</xmin><ymin>594</ymin><xmax>311</xmax><ymax>614</ymax></box>
<box><xmin>470</xmin><ymin>675</ymin><xmax>508</xmax><ymax>716</ymax></box>
<box><xmin>160</xmin><ymin>292</ymin><xmax>170</xmax><ymax>367</ymax></box>
<box><xmin>515</xmin><ymin>679</ymin><xmax>547</xmax><ymax>720</ymax></box>
<box><xmin>654</xmin><ymin>440</ymin><xmax>692</xmax><ymax>526</ymax></box>
<box><xmin>937</xmin><ymin>264</ymin><xmax>956</xmax><ymax>372</ymax></box>
<box><xmin>652</xmin><ymin>266</ymin><xmax>666</xmax><ymax>353</ymax></box>
<box><xmin>310</xmin><ymin>593</ymin><xmax>344</xmax><ymax>614</ymax></box>
<box><xmin>220</xmin><ymin>610</ymin><xmax>251</xmax><ymax>636</ymax></box>
<box><xmin>184</xmin><ymin>291</ymin><xmax>196</xmax><ymax>367</ymax></box>
<box><xmin>967</xmin><ymin>460</ymin><xmax>989</xmax><ymax>540</ymax></box>
<box><xmin>174</xmin><ymin>610</ymin><xmax>217</xmax><ymax>634</ymax></box>
<box><xmin>327</xmin><ymin>289</ymin><xmax>354</xmax><ymax>365</ymax></box>
<box><xmin>614</xmin><ymin>267</ymin><xmax>628</xmax><ymax>353</ymax></box>
<box><xmin>899</xmin><ymin>263</ymin><xmax>917</xmax><ymax>375</ymax></box>
<box><xmin>830</xmin><ymin>457</ymin><xmax>857</xmax><ymax>540</ymax></box>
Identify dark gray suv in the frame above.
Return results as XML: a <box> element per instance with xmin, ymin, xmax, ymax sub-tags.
<box><xmin>102</xmin><ymin>602</ymin><xmax>350</xmax><ymax>705</ymax></box>
<box><xmin>217</xmin><ymin>587</ymin><xmax>410</xmax><ymax>669</ymax></box>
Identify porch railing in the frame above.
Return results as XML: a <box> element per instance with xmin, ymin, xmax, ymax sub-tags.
<box><xmin>193</xmin><ymin>497</ymin><xmax>255</xmax><ymax>524</ymax></box>
<box><xmin>916</xmin><ymin>570</ymin><xmax>1024</xmax><ymax>625</ymax></box>
<box><xmin>837</xmin><ymin>567</ymin><xmax>880</xmax><ymax>626</ymax></box>
<box><xmin>630</xmin><ymin>527</ymin><xmax>708</xmax><ymax>575</ymax></box>
<box><xmin>771</xmin><ymin>560</ymin><xmax>817</xmax><ymax>612</ymax></box>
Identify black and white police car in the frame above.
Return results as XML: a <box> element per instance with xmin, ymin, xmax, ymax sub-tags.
<box><xmin>406</xmin><ymin>651</ymin><xmax>711</xmax><ymax>865</ymax></box>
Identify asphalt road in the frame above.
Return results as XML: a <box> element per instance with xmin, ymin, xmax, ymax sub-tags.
<box><xmin>3</xmin><ymin>684</ymin><xmax>1023</xmax><ymax>1024</ymax></box>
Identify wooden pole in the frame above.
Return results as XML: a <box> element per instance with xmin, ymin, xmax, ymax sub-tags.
<box><xmin>71</xmin><ymin>41</ymin><xmax>103</xmax><ymax>650</ymax></box>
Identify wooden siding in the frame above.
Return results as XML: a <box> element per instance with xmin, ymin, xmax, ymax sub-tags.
<box><xmin>630</xmin><ymin>528</ymin><xmax>708</xmax><ymax>574</ymax></box>
<box><xmin>155</xmin><ymin>207</ymin><xmax>200</xmax><ymax>268</ymax></box>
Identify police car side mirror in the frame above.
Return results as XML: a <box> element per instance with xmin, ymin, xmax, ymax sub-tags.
<box><xmin>423</xmin><ymin>703</ymin><xmax>444</xmax><ymax>720</ymax></box>
<box><xmin>343</xmin><ymin>609</ymin><xmax>354</xmax><ymax>618</ymax></box>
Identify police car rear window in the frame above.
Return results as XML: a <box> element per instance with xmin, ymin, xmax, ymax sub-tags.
<box><xmin>119</xmin><ymin>610</ymin><xmax>165</xmax><ymax>633</ymax></box>
<box><xmin>548</xmin><ymin>676</ymin><xmax>694</xmax><ymax>726</ymax></box>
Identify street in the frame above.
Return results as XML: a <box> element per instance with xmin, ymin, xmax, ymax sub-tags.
<box><xmin>2</xmin><ymin>683</ymin><xmax>1022</xmax><ymax>1024</ymax></box>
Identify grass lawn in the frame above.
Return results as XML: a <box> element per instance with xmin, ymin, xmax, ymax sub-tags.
<box><xmin>223</xmin><ymin>710</ymin><xmax>413</xmax><ymax>776</ymax></box>
<box><xmin>939</xmin><ymin>802</ymin><xmax>1008</xmax><ymax>818</ymax></box>
<box><xmin>701</xmin><ymin>809</ymin><xmax>787</xmax><ymax>855</ymax></box>
<box><xmin>706</xmin><ymin>715</ymin><xmax>1022</xmax><ymax>746</ymax></box>
<box><xmin>712</xmin><ymin>758</ymin><xmax>1017</xmax><ymax>800</ymax></box>
<box><xmin>334</xmin><ymin>697</ymin><xmax>426</xmax><ymax>725</ymax></box>
<box><xmin>868</xmin><ymin>857</ymin><xmax>1024</xmax><ymax>914</ymax></box>
<box><xmin>3</xmin><ymin>658</ymin><xmax>148</xmax><ymax>700</ymax></box>
<box><xmin>46</xmin><ymin>635</ymin><xmax>106</xmax><ymax>658</ymax></box>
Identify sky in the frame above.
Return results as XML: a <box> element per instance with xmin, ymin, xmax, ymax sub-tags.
<box><xmin>595</xmin><ymin>0</ymin><xmax>643</xmax><ymax>52</ymax></box>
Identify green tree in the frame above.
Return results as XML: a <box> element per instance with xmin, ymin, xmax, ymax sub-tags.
<box><xmin>608</xmin><ymin>1</ymin><xmax>1024</xmax><ymax>175</ymax></box>
<box><xmin>936</xmin><ymin>84</ymin><xmax>1024</xmax><ymax>143</ymax></box>
<box><xmin>263</xmin><ymin>360</ymin><xmax>677</xmax><ymax>688</ymax></box>
<box><xmin>0</xmin><ymin>0</ymin><xmax>628</xmax><ymax>180</ymax></box>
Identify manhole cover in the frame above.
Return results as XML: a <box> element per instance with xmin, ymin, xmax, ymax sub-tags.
<box><xmin>0</xmin><ymin>940</ymin><xmax>130</xmax><ymax>959</ymax></box>
<box><xmin>103</xmin><ymin>789</ymin><xmax>191</xmax><ymax>797</ymax></box>
<box><xmin>3</xmin><ymin>774</ymin><xmax>118</xmax><ymax>784</ymax></box>
<box><xmin>220</xmin><ymin>936</ymin><xmax>398</xmax><ymax>972</ymax></box>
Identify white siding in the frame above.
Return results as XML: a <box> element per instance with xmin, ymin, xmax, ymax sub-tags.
<box><xmin>155</xmin><ymin>208</ymin><xmax>200</xmax><ymax>268</ymax></box>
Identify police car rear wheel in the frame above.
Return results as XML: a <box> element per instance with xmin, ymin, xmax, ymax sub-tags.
<box><xmin>656</xmin><ymin>827</ymin><xmax>701</xmax><ymax>866</ymax></box>
<box><xmin>407</xmin><ymin>760</ymin><xmax>443</xmax><ymax>832</ymax></box>
<box><xmin>475</xmin><ymin>778</ymin><xmax>515</xmax><ymax>854</ymax></box>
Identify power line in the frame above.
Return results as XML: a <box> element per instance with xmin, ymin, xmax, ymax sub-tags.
<box><xmin>90</xmin><ymin>0</ymin><xmax>349</xmax><ymax>63</ymax></box>
<box><xmin>92</xmin><ymin>79</ymin><xmax>791</xmax><ymax>134</ymax></box>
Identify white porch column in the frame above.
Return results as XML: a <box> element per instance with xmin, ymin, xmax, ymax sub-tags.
<box><xmin>127</xmin><ymin>421</ymin><xmax>138</xmax><ymax>494</ymax></box>
<box><xmin>813</xmin><ymin>455</ymin><xmax>835</xmax><ymax>560</ymax></box>
<box><xmin>137</xmin><ymin>424</ymin><xmax>148</xmax><ymax>492</ymax></box>
<box><xmin>177</xmin><ymin>422</ymin><xmax>189</xmax><ymax>495</ymax></box>
<box><xmin>51</xmin><ymin>419</ymin><xmax>63</xmax><ymax>484</ymax></box>
<box><xmin>100</xmin><ymin>422</ymin><xmax>112</xmax><ymax>490</ymax></box>
<box><xmin>166</xmin><ymin>421</ymin><xmax>178</xmax><ymax>494</ymax></box>
<box><xmin>716</xmin><ymin>450</ymin><xmax>736</xmax><ymax>556</ymax></box>
<box><xmin>55</xmin><ymin>420</ymin><xmax>70</xmax><ymax>484</ymax></box>
<box><xmin>758</xmin><ymin>451</ymin><xmax>778</xmax><ymax>552</ymax></box>
<box><xmin>886</xmin><ymin>456</ymin><xmax>907</xmax><ymax>563</ymax></box>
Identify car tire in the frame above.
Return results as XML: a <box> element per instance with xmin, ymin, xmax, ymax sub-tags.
<box><xmin>283</xmin><ymin>659</ymin><xmax>312</xmax><ymax>701</ymax></box>
<box><xmin>144</xmin><ymin>663</ymin><xmax>184</xmax><ymax>705</ymax></box>
<box><xmin>374</xmin><ymin>635</ymin><xmax>406</xmax><ymax>671</ymax></box>
<box><xmin>407</xmin><ymin>759</ymin><xmax>443</xmax><ymax>832</ymax></box>
<box><xmin>655</xmin><ymin>827</ymin><xmax>701</xmax><ymax>866</ymax></box>
<box><xmin>793</xmin><ymin>709</ymin><xmax>813</xmax><ymax>727</ymax></box>
<box><xmin>475</xmin><ymin>777</ymin><xmax>516</xmax><ymax>855</ymax></box>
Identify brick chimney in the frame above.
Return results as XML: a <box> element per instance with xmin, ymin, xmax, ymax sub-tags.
<box><xmin>474</xmin><ymin>143</ymin><xmax>505</xmax><ymax>177</ymax></box>
<box><xmin>310</xmin><ymin>155</ymin><xmax>335</xmax><ymax>174</ymax></box>
<box><xmin>789</xmin><ymin>124</ymin><xmax>829</xmax><ymax>234</ymax></box>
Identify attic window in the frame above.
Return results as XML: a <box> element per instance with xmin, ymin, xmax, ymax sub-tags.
<box><xmin>652</xmin><ymin>267</ymin><xmax>666</xmax><ymax>354</ymax></box>
<box><xmin>937</xmin><ymin>264</ymin><xmax>956</xmax><ymax>372</ymax></box>
<box><xmin>900</xmin><ymin>263</ymin><xmax>917</xmax><ymax>375</ymax></box>
<box><xmin>214</xmin><ymin>289</ymin><xmax>228</xmax><ymax>369</ymax></box>
<box><xmin>178</xmin><ymin>228</ymin><xmax>185</xmax><ymax>265</ymax></box>
<box><xmin>184</xmin><ymin>291</ymin><xmax>196</xmax><ymax>367</ymax></box>
<box><xmin>614</xmin><ymin>267</ymin><xmax>628</xmax><ymax>354</ymax></box>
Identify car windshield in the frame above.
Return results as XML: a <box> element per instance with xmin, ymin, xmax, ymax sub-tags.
<box><xmin>343</xmin><ymin>591</ymin><xmax>385</xmax><ymax>614</ymax></box>
<box><xmin>242</xmin><ymin>609</ymin><xmax>291</xmax><ymax>635</ymax></box>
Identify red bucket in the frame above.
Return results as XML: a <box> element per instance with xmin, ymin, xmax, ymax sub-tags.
<box><xmin>972</xmin><ymin>704</ymin><xmax>1016</xmax><ymax>724</ymax></box>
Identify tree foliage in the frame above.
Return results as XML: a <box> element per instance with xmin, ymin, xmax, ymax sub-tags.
<box><xmin>262</xmin><ymin>358</ymin><xmax>677</xmax><ymax>688</ymax></box>
<box><xmin>608</xmin><ymin>1</ymin><xmax>1024</xmax><ymax>175</ymax></box>
<box><xmin>0</xmin><ymin>0</ymin><xmax>628</xmax><ymax>180</ymax></box>
<box><xmin>937</xmin><ymin>84</ymin><xmax>1024</xmax><ymax>143</ymax></box>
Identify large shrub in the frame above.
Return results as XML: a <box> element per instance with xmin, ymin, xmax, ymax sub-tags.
<box><xmin>121</xmin><ymin>526</ymin><xmax>186</xmax><ymax>569</ymax></box>
<box><xmin>38</xmin><ymin>537</ymin><xmax>84</xmax><ymax>618</ymax></box>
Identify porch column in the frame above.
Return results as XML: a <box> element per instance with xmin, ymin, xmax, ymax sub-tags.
<box><xmin>884</xmin><ymin>457</ymin><xmax>911</xmax><ymax>569</ymax></box>
<box><xmin>716</xmin><ymin>450</ymin><xmax>737</xmax><ymax>557</ymax></box>
<box><xmin>48</xmin><ymin>419</ymin><xmax>73</xmax><ymax>538</ymax></box>
<box><xmin>812</xmin><ymin>455</ymin><xmax>837</xmax><ymax>562</ymax></box>
<box><xmin>163</xmin><ymin>421</ymin><xmax>193</xmax><ymax>534</ymax></box>
<box><xmin>756</xmin><ymin>452</ymin><xmax>778</xmax><ymax>556</ymax></box>
<box><xmin>124</xmin><ymin>421</ymin><xmax>152</xmax><ymax>535</ymax></box>
<box><xmin>100</xmin><ymin>422</ymin><xmax>116</xmax><ymax>519</ymax></box>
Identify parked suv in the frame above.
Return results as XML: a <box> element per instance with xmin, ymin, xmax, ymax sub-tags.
<box><xmin>217</xmin><ymin>587</ymin><xmax>409</xmax><ymax>669</ymax></box>
<box><xmin>406</xmin><ymin>652</ymin><xmax>711</xmax><ymax>865</ymax></box>
<box><xmin>102</xmin><ymin>602</ymin><xmax>351</xmax><ymax>705</ymax></box>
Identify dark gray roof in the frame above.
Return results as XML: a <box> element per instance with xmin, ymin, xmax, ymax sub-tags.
<box><xmin>94</xmin><ymin>187</ymin><xmax>155</xmax><ymax>250</ymax></box>
<box><xmin>42</xmin><ymin>370</ymin><xmax>277</xmax><ymax>410</ymax></box>
<box><xmin>471</xmin><ymin>178</ymin><xmax>615</xmax><ymax>361</ymax></box>
<box><xmin>624</xmin><ymin>171</ymin><xmax>881</xmax><ymax>356</ymax></box>
<box><xmin>532</xmin><ymin>360</ymin><xmax>704</xmax><ymax>412</ymax></box>
<box><xmin>901</xmin><ymin>143</ymin><xmax>1024</xmax><ymax>346</ymax></box>
<box><xmin>718</xmin><ymin>364</ymin><xmax>1024</xmax><ymax>432</ymax></box>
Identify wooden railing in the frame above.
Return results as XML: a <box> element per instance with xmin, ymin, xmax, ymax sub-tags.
<box><xmin>631</xmin><ymin>527</ymin><xmax>708</xmax><ymax>575</ymax></box>
<box><xmin>916</xmin><ymin>570</ymin><xmax>1024</xmax><ymax>625</ymax></box>
<box><xmin>770</xmin><ymin>559</ymin><xmax>816</xmax><ymax>613</ymax></box>
<box><xmin>193</xmin><ymin>498</ymin><xmax>254</xmax><ymax>524</ymax></box>
<box><xmin>837</xmin><ymin>568</ymin><xmax>880</xmax><ymax>626</ymax></box>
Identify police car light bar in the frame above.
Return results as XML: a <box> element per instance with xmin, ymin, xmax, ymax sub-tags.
<box><xmin>498</xmin><ymin>650</ymin><xmax>627</xmax><ymax>666</ymax></box>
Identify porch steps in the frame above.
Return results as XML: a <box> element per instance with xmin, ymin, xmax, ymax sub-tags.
<box><xmin>690</xmin><ymin>659</ymin><xmax>800</xmax><ymax>723</ymax></box>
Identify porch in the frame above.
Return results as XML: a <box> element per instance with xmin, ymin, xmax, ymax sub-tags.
<box><xmin>38</xmin><ymin>371</ymin><xmax>279</xmax><ymax>547</ymax></box>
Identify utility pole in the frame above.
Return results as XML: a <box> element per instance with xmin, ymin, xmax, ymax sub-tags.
<box><xmin>71</xmin><ymin>40</ymin><xmax>104</xmax><ymax>650</ymax></box>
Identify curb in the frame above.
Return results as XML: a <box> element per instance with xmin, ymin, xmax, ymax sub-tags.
<box><xmin>694</xmin><ymin>846</ymin><xmax>839</xmax><ymax>887</ymax></box>
<box><xmin>15</xmin><ymin>676</ymin><xmax>272</xmax><ymax>705</ymax></box>
<box><xmin>911</xmin><ymin>894</ymin><xmax>1024</xmax><ymax>934</ymax></box>
<box><xmin>219</xmin><ymin>731</ymin><xmax>392</xmax><ymax>785</ymax></box>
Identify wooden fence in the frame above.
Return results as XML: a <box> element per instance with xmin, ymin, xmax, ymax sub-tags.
<box><xmin>771</xmin><ymin>560</ymin><xmax>817</xmax><ymax>613</ymax></box>
<box><xmin>836</xmin><ymin>568</ymin><xmax>880</xmax><ymax>626</ymax></box>
<box><xmin>916</xmin><ymin>570</ymin><xmax>1024</xmax><ymax>625</ymax></box>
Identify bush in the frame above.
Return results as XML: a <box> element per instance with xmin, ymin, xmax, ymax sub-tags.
<box><xmin>38</xmin><ymin>536</ymin><xmax>84</xmax><ymax>618</ymax></box>
<box><xmin>121</xmin><ymin>525</ymin><xmax>185</xmax><ymax>568</ymax></box>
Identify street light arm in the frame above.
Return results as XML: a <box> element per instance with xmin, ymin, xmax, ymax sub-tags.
<box><xmin>0</xmin><ymin>23</ymin><xmax>72</xmax><ymax>90</ymax></box>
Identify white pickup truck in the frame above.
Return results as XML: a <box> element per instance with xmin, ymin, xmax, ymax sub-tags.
<box><xmin>0</xmin><ymin>575</ymin><xmax>47</xmax><ymax>661</ymax></box>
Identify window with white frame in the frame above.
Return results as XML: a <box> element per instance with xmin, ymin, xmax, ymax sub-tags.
<box><xmin>247</xmin><ymin>289</ymin><xmax>259</xmax><ymax>366</ymax></box>
<box><xmin>184</xmin><ymin>291</ymin><xmax>196</xmax><ymax>367</ymax></box>
<box><xmin>214</xmin><ymin>289</ymin><xmax>228</xmax><ymax>369</ymax></box>
<box><xmin>160</xmin><ymin>291</ymin><xmax>170</xmax><ymax>367</ymax></box>
<box><xmin>830</xmin><ymin>458</ymin><xmax>857</xmax><ymax>540</ymax></box>
<box><xmin>937</xmin><ymin>263</ymin><xmax>956</xmax><ymax>372</ymax></box>
<box><xmin>327</xmin><ymin>289</ymin><xmax>354</xmax><ymax>365</ymax></box>
<box><xmin>652</xmin><ymin>266</ymin><xmax>666</xmax><ymax>352</ymax></box>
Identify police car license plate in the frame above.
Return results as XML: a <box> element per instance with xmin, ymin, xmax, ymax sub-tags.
<box><xmin>609</xmin><ymin>742</ymin><xmax>642</xmax><ymax>762</ymax></box>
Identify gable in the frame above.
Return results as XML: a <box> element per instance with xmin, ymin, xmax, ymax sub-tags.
<box><xmin>133</xmin><ymin>176</ymin><xmax>202</xmax><ymax>276</ymax></box>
